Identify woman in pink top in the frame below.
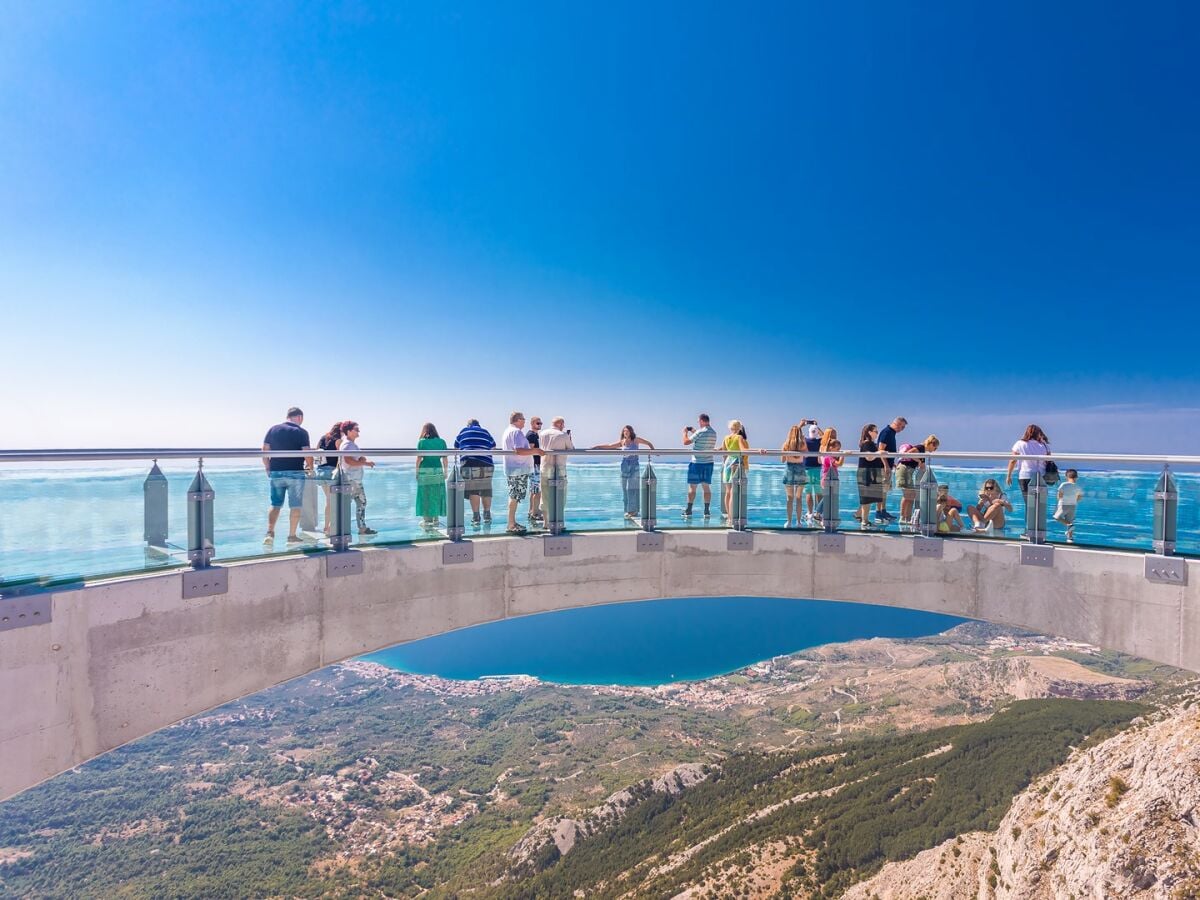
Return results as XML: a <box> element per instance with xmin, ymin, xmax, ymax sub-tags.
<box><xmin>815</xmin><ymin>439</ymin><xmax>843</xmax><ymax>525</ymax></box>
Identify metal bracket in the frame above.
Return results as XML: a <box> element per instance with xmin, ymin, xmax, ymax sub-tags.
<box><xmin>727</xmin><ymin>532</ymin><xmax>753</xmax><ymax>552</ymax></box>
<box><xmin>326</xmin><ymin>550</ymin><xmax>363</xmax><ymax>578</ymax></box>
<box><xmin>443</xmin><ymin>542</ymin><xmax>474</xmax><ymax>565</ymax></box>
<box><xmin>1020</xmin><ymin>545</ymin><xmax>1054</xmax><ymax>568</ymax></box>
<box><xmin>0</xmin><ymin>594</ymin><xmax>52</xmax><ymax>632</ymax></box>
<box><xmin>637</xmin><ymin>532</ymin><xmax>664</xmax><ymax>552</ymax></box>
<box><xmin>182</xmin><ymin>567</ymin><xmax>228</xmax><ymax>599</ymax></box>
<box><xmin>543</xmin><ymin>535</ymin><xmax>573</xmax><ymax>557</ymax></box>
<box><xmin>1145</xmin><ymin>554</ymin><xmax>1187</xmax><ymax>586</ymax></box>
<box><xmin>817</xmin><ymin>533</ymin><xmax>845</xmax><ymax>554</ymax></box>
<box><xmin>913</xmin><ymin>536</ymin><xmax>944</xmax><ymax>559</ymax></box>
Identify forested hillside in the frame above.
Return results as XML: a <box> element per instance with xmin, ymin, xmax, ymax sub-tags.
<box><xmin>498</xmin><ymin>699</ymin><xmax>1145</xmax><ymax>899</ymax></box>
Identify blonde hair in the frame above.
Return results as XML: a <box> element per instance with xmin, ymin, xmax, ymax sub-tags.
<box><xmin>782</xmin><ymin>424</ymin><xmax>803</xmax><ymax>453</ymax></box>
<box><xmin>924</xmin><ymin>434</ymin><xmax>940</xmax><ymax>449</ymax></box>
<box><xmin>820</xmin><ymin>427</ymin><xmax>838</xmax><ymax>452</ymax></box>
<box><xmin>728</xmin><ymin>419</ymin><xmax>742</xmax><ymax>433</ymax></box>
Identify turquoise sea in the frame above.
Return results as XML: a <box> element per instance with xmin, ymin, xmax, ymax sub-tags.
<box><xmin>0</xmin><ymin>460</ymin><xmax>1196</xmax><ymax>583</ymax></box>
<box><xmin>363</xmin><ymin>596</ymin><xmax>967</xmax><ymax>686</ymax></box>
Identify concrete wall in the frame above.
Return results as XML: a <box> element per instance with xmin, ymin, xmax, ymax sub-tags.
<box><xmin>2</xmin><ymin>530</ymin><xmax>1196</xmax><ymax>800</ymax></box>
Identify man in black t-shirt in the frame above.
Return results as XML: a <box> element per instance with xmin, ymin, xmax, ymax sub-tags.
<box><xmin>526</xmin><ymin>415</ymin><xmax>544</xmax><ymax>525</ymax></box>
<box><xmin>263</xmin><ymin>406</ymin><xmax>313</xmax><ymax>545</ymax></box>
<box><xmin>875</xmin><ymin>416</ymin><xmax>907</xmax><ymax>522</ymax></box>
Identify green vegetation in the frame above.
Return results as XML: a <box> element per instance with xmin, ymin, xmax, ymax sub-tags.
<box><xmin>1051</xmin><ymin>649</ymin><xmax>1179</xmax><ymax>680</ymax></box>
<box><xmin>492</xmin><ymin>699</ymin><xmax>1146</xmax><ymax>899</ymax></box>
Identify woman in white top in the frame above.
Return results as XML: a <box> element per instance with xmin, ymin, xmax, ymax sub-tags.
<box><xmin>1005</xmin><ymin>424</ymin><xmax>1050</xmax><ymax>499</ymax></box>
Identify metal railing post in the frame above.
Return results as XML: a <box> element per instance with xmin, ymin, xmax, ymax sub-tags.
<box><xmin>544</xmin><ymin>454</ymin><xmax>566</xmax><ymax>535</ymax></box>
<box><xmin>329</xmin><ymin>467</ymin><xmax>352</xmax><ymax>551</ymax></box>
<box><xmin>143</xmin><ymin>460</ymin><xmax>168</xmax><ymax>552</ymax></box>
<box><xmin>823</xmin><ymin>463</ymin><xmax>840</xmax><ymax>533</ymax></box>
<box><xmin>445</xmin><ymin>459</ymin><xmax>465</xmax><ymax>542</ymax></box>
<box><xmin>1026</xmin><ymin>472</ymin><xmax>1048</xmax><ymax>544</ymax></box>
<box><xmin>300</xmin><ymin>470</ymin><xmax>319</xmax><ymax>533</ymax></box>
<box><xmin>186</xmin><ymin>459</ymin><xmax>215</xmax><ymax>569</ymax></box>
<box><xmin>731</xmin><ymin>465</ymin><xmax>748</xmax><ymax>531</ymax></box>
<box><xmin>1153</xmin><ymin>465</ymin><xmax>1178</xmax><ymax>555</ymax></box>
<box><xmin>917</xmin><ymin>464</ymin><xmax>939</xmax><ymax>538</ymax></box>
<box><xmin>640</xmin><ymin>460</ymin><xmax>657</xmax><ymax>532</ymax></box>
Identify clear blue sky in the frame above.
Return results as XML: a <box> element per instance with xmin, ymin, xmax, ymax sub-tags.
<box><xmin>2</xmin><ymin>2</ymin><xmax>1197</xmax><ymax>453</ymax></box>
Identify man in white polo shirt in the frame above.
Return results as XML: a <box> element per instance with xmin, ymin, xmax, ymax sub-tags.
<box><xmin>501</xmin><ymin>411</ymin><xmax>542</xmax><ymax>535</ymax></box>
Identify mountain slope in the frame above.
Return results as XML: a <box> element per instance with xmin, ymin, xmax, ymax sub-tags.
<box><xmin>845</xmin><ymin>699</ymin><xmax>1200</xmax><ymax>899</ymax></box>
<box><xmin>491</xmin><ymin>699</ymin><xmax>1146</xmax><ymax>899</ymax></box>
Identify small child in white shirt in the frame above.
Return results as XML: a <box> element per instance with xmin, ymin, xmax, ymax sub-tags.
<box><xmin>1053</xmin><ymin>468</ymin><xmax>1082</xmax><ymax>543</ymax></box>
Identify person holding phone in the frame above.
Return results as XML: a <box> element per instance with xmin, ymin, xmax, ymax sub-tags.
<box><xmin>682</xmin><ymin>413</ymin><xmax>717</xmax><ymax>518</ymax></box>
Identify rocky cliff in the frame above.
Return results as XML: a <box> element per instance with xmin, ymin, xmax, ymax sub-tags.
<box><xmin>845</xmin><ymin>701</ymin><xmax>1200</xmax><ymax>899</ymax></box>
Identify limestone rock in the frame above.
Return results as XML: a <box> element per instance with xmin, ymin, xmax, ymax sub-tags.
<box><xmin>846</xmin><ymin>702</ymin><xmax>1200</xmax><ymax>899</ymax></box>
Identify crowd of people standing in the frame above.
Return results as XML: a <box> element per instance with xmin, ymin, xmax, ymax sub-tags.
<box><xmin>260</xmin><ymin>408</ymin><xmax>1082</xmax><ymax>544</ymax></box>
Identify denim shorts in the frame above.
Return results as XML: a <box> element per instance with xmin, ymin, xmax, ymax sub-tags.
<box><xmin>687</xmin><ymin>462</ymin><xmax>714</xmax><ymax>484</ymax></box>
<box><xmin>269</xmin><ymin>472</ymin><xmax>306</xmax><ymax>508</ymax></box>
<box><xmin>783</xmin><ymin>463</ymin><xmax>806</xmax><ymax>486</ymax></box>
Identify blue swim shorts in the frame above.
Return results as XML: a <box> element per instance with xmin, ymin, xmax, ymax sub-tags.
<box><xmin>269</xmin><ymin>472</ymin><xmax>306</xmax><ymax>508</ymax></box>
<box><xmin>687</xmin><ymin>462</ymin><xmax>714</xmax><ymax>485</ymax></box>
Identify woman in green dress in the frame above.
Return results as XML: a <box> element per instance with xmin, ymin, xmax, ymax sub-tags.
<box><xmin>415</xmin><ymin>423</ymin><xmax>448</xmax><ymax>528</ymax></box>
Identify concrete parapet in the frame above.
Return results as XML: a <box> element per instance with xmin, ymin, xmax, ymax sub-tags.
<box><xmin>1</xmin><ymin>531</ymin><xmax>1195</xmax><ymax>800</ymax></box>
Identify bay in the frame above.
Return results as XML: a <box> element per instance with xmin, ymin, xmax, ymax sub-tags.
<box><xmin>363</xmin><ymin>596</ymin><xmax>967</xmax><ymax>686</ymax></box>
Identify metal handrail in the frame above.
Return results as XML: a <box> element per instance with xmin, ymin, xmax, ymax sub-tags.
<box><xmin>0</xmin><ymin>448</ymin><xmax>1198</xmax><ymax>464</ymax></box>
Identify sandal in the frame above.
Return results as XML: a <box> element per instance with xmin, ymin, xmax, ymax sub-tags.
<box><xmin>506</xmin><ymin>524</ymin><xmax>528</xmax><ymax>535</ymax></box>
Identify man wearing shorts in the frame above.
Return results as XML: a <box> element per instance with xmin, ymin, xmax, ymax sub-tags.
<box><xmin>875</xmin><ymin>416</ymin><xmax>906</xmax><ymax>523</ymax></box>
<box><xmin>454</xmin><ymin>418</ymin><xmax>497</xmax><ymax>526</ymax></box>
<box><xmin>262</xmin><ymin>406</ymin><xmax>313</xmax><ymax>545</ymax></box>
<box><xmin>501</xmin><ymin>411</ymin><xmax>542</xmax><ymax>535</ymax></box>
<box><xmin>682</xmin><ymin>413</ymin><xmax>717</xmax><ymax>518</ymax></box>
<box><xmin>526</xmin><ymin>416</ymin><xmax>544</xmax><ymax>525</ymax></box>
<box><xmin>803</xmin><ymin>424</ymin><xmax>823</xmax><ymax>523</ymax></box>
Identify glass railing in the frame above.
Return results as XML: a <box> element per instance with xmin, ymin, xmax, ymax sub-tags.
<box><xmin>0</xmin><ymin>448</ymin><xmax>1195</xmax><ymax>587</ymax></box>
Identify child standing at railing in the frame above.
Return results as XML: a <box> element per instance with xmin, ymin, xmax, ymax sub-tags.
<box><xmin>1054</xmin><ymin>469</ymin><xmax>1082</xmax><ymax>543</ymax></box>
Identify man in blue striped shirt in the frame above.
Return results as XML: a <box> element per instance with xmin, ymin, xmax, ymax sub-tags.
<box><xmin>454</xmin><ymin>419</ymin><xmax>496</xmax><ymax>526</ymax></box>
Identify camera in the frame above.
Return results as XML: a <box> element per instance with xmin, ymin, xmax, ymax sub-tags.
<box><xmin>685</xmin><ymin>425</ymin><xmax>694</xmax><ymax>432</ymax></box>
